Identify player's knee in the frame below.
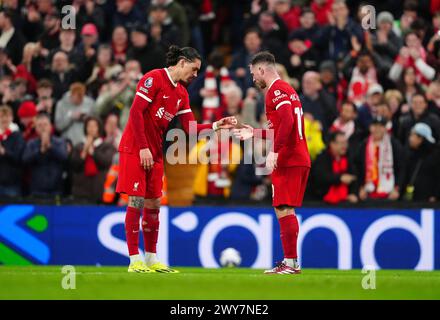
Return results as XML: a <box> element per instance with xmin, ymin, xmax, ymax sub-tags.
<box><xmin>275</xmin><ymin>206</ymin><xmax>295</xmax><ymax>219</ymax></box>
<box><xmin>128</xmin><ymin>196</ymin><xmax>144</xmax><ymax>209</ymax></box>
<box><xmin>144</xmin><ymin>198</ymin><xmax>161</xmax><ymax>209</ymax></box>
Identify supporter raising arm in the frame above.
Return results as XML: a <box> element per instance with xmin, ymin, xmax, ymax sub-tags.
<box><xmin>388</xmin><ymin>32</ymin><xmax>436</xmax><ymax>86</ymax></box>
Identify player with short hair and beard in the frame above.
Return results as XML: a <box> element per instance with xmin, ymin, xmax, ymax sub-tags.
<box><xmin>117</xmin><ymin>45</ymin><xmax>237</xmax><ymax>273</ymax></box>
<box><xmin>233</xmin><ymin>51</ymin><xmax>311</xmax><ymax>274</ymax></box>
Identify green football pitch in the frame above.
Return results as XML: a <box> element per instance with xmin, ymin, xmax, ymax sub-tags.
<box><xmin>0</xmin><ymin>266</ymin><xmax>439</xmax><ymax>300</ymax></box>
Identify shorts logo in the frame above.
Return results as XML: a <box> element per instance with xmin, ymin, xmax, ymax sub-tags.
<box><xmin>274</xmin><ymin>90</ymin><xmax>281</xmax><ymax>96</ymax></box>
<box><xmin>156</xmin><ymin>107</ymin><xmax>165</xmax><ymax>119</ymax></box>
<box><xmin>144</xmin><ymin>77</ymin><xmax>153</xmax><ymax>88</ymax></box>
<box><xmin>133</xmin><ymin>182</ymin><xmax>139</xmax><ymax>191</ymax></box>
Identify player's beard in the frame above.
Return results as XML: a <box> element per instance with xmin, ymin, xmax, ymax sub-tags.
<box><xmin>255</xmin><ymin>79</ymin><xmax>266</xmax><ymax>89</ymax></box>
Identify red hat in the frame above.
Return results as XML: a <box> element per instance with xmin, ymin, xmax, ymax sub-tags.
<box><xmin>81</xmin><ymin>23</ymin><xmax>98</xmax><ymax>36</ymax></box>
<box><xmin>18</xmin><ymin>101</ymin><xmax>37</xmax><ymax>118</ymax></box>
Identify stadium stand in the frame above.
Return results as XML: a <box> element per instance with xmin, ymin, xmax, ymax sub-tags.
<box><xmin>0</xmin><ymin>0</ymin><xmax>439</xmax><ymax>207</ymax></box>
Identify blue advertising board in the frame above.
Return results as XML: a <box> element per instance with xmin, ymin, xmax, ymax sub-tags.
<box><xmin>0</xmin><ymin>205</ymin><xmax>438</xmax><ymax>270</ymax></box>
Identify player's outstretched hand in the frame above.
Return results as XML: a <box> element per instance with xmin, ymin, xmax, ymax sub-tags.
<box><xmin>233</xmin><ymin>124</ymin><xmax>254</xmax><ymax>141</ymax></box>
<box><xmin>214</xmin><ymin>116</ymin><xmax>238</xmax><ymax>130</ymax></box>
<box><xmin>266</xmin><ymin>151</ymin><xmax>278</xmax><ymax>171</ymax></box>
<box><xmin>139</xmin><ymin>148</ymin><xmax>154</xmax><ymax>170</ymax></box>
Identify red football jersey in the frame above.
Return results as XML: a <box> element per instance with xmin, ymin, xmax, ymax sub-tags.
<box><xmin>265</xmin><ymin>78</ymin><xmax>311</xmax><ymax>168</ymax></box>
<box><xmin>119</xmin><ymin>68</ymin><xmax>206</xmax><ymax>162</ymax></box>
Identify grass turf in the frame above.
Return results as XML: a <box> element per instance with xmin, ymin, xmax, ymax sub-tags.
<box><xmin>0</xmin><ymin>266</ymin><xmax>439</xmax><ymax>300</ymax></box>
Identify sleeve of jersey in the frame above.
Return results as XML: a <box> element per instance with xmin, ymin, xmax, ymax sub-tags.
<box><xmin>273</xmin><ymin>98</ymin><xmax>294</xmax><ymax>153</ymax></box>
<box><xmin>129</xmin><ymin>74</ymin><xmax>160</xmax><ymax>149</ymax></box>
<box><xmin>177</xmin><ymin>96</ymin><xmax>213</xmax><ymax>134</ymax></box>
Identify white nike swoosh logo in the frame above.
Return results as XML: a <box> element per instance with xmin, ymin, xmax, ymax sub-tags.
<box><xmin>163</xmin><ymin>95</ymin><xmax>169</xmax><ymax>99</ymax></box>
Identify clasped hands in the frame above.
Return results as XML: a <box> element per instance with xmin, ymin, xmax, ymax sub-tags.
<box><xmin>139</xmin><ymin>117</ymin><xmax>278</xmax><ymax>171</ymax></box>
<box><xmin>219</xmin><ymin>117</ymin><xmax>278</xmax><ymax>172</ymax></box>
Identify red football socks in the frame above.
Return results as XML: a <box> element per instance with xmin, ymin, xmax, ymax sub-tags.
<box><xmin>279</xmin><ymin>214</ymin><xmax>299</xmax><ymax>259</ymax></box>
<box><xmin>125</xmin><ymin>206</ymin><xmax>141</xmax><ymax>256</ymax></box>
<box><xmin>142</xmin><ymin>208</ymin><xmax>160</xmax><ymax>253</ymax></box>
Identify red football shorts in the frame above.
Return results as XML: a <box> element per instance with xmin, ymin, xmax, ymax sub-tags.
<box><xmin>116</xmin><ymin>152</ymin><xmax>164</xmax><ymax>199</ymax></box>
<box><xmin>271</xmin><ymin>166</ymin><xmax>310</xmax><ymax>208</ymax></box>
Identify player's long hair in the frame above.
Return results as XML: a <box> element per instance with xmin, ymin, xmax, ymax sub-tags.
<box><xmin>166</xmin><ymin>45</ymin><xmax>201</xmax><ymax>67</ymax></box>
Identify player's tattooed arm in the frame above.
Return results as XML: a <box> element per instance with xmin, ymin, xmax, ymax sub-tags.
<box><xmin>128</xmin><ymin>196</ymin><xmax>145</xmax><ymax>209</ymax></box>
<box><xmin>213</xmin><ymin>116</ymin><xmax>238</xmax><ymax>130</ymax></box>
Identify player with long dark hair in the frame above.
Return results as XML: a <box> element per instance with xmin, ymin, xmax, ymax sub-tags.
<box><xmin>117</xmin><ymin>46</ymin><xmax>236</xmax><ymax>273</ymax></box>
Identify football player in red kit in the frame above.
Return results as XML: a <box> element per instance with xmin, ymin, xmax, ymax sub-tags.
<box><xmin>233</xmin><ymin>51</ymin><xmax>311</xmax><ymax>275</ymax></box>
<box><xmin>117</xmin><ymin>45</ymin><xmax>237</xmax><ymax>273</ymax></box>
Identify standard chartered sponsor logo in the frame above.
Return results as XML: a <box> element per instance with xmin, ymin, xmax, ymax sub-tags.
<box><xmin>97</xmin><ymin>209</ymin><xmax>436</xmax><ymax>270</ymax></box>
<box><xmin>0</xmin><ymin>205</ymin><xmax>49</xmax><ymax>265</ymax></box>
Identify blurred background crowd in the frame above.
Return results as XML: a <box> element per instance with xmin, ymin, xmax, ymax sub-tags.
<box><xmin>0</xmin><ymin>0</ymin><xmax>440</xmax><ymax>206</ymax></box>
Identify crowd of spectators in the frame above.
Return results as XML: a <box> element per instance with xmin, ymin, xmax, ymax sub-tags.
<box><xmin>0</xmin><ymin>0</ymin><xmax>439</xmax><ymax>205</ymax></box>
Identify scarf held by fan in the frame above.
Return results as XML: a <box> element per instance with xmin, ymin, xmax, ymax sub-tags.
<box><xmin>365</xmin><ymin>134</ymin><xmax>395</xmax><ymax>197</ymax></box>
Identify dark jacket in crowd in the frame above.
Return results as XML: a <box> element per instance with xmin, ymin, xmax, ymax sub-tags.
<box><xmin>400</xmin><ymin>142</ymin><xmax>440</xmax><ymax>201</ymax></box>
<box><xmin>22</xmin><ymin>15</ymin><xmax>44</xmax><ymax>42</ymax></box>
<box><xmin>229</xmin><ymin>48</ymin><xmax>257</xmax><ymax>93</ymax></box>
<box><xmin>50</xmin><ymin>70</ymin><xmax>83</xmax><ymax>101</ymax></box>
<box><xmin>281</xmin><ymin>46</ymin><xmax>320</xmax><ymax>79</ymax></box>
<box><xmin>2</xmin><ymin>28</ymin><xmax>26</xmax><ymax>65</ymax></box>
<box><xmin>311</xmin><ymin>149</ymin><xmax>357</xmax><ymax>200</ymax></box>
<box><xmin>154</xmin><ymin>20</ymin><xmax>183</xmax><ymax>50</ymax></box>
<box><xmin>428</xmin><ymin>101</ymin><xmax>440</xmax><ymax>119</ymax></box>
<box><xmin>300</xmin><ymin>90</ymin><xmax>338</xmax><ymax>132</ymax></box>
<box><xmin>357</xmin><ymin>103</ymin><xmax>375</xmax><ymax>135</ymax></box>
<box><xmin>47</xmin><ymin>46</ymin><xmax>86</xmax><ymax>71</ymax></box>
<box><xmin>0</xmin><ymin>130</ymin><xmax>25</xmax><ymax>191</ymax></box>
<box><xmin>112</xmin><ymin>5</ymin><xmax>146</xmax><ymax>31</ymax></box>
<box><xmin>31</xmin><ymin>48</ymin><xmax>95</xmax><ymax>101</ymax></box>
<box><xmin>318</xmin><ymin>18</ymin><xmax>363</xmax><ymax>61</ymax></box>
<box><xmin>243</xmin><ymin>13</ymin><xmax>287</xmax><ymax>62</ymax></box>
<box><xmin>230</xmin><ymin>162</ymin><xmax>264</xmax><ymax>200</ymax></box>
<box><xmin>22</xmin><ymin>136</ymin><xmax>68</xmax><ymax>196</ymax></box>
<box><xmin>290</xmin><ymin>25</ymin><xmax>321</xmax><ymax>45</ymax></box>
<box><xmin>70</xmin><ymin>140</ymin><xmax>116</xmax><ymax>203</ymax></box>
<box><xmin>353</xmin><ymin>136</ymin><xmax>404</xmax><ymax>193</ymax></box>
<box><xmin>126</xmin><ymin>43</ymin><xmax>166</xmax><ymax>73</ymax></box>
<box><xmin>371</xmin><ymin>30</ymin><xmax>403</xmax><ymax>70</ymax></box>
<box><xmin>39</xmin><ymin>30</ymin><xmax>60</xmax><ymax>52</ymax></box>
<box><xmin>398</xmin><ymin>110</ymin><xmax>440</xmax><ymax>145</ymax></box>
<box><xmin>76</xmin><ymin>5</ymin><xmax>107</xmax><ymax>41</ymax></box>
